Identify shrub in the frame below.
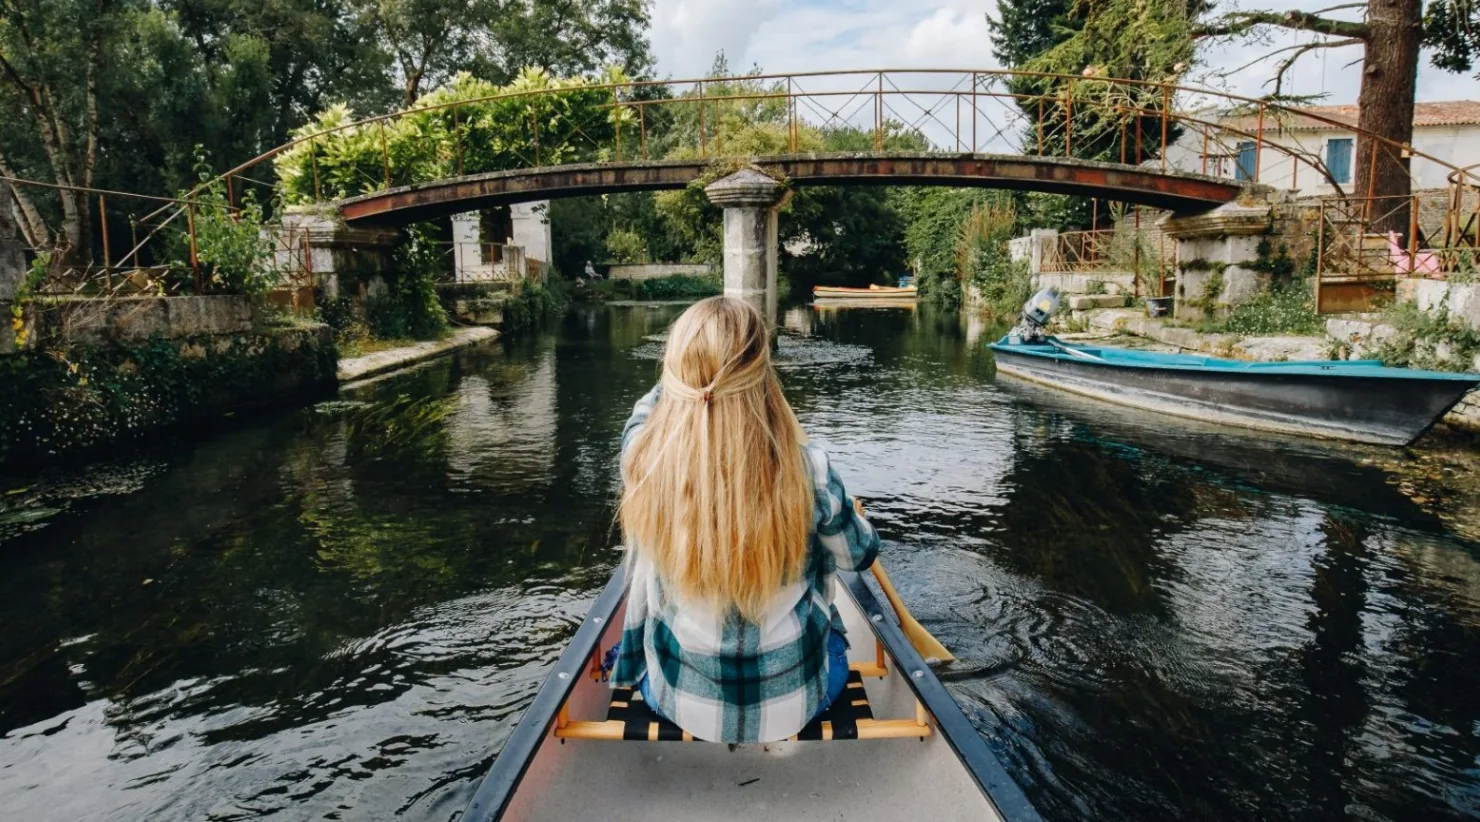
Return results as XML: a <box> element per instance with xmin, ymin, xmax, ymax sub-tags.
<box><xmin>1214</xmin><ymin>285</ymin><xmax>1323</xmax><ymax>335</ymax></box>
<box><xmin>633</xmin><ymin>274</ymin><xmax>722</xmax><ymax>300</ymax></box>
<box><xmin>605</xmin><ymin>228</ymin><xmax>650</xmax><ymax>264</ymax></box>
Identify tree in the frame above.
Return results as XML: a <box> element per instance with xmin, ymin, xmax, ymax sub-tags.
<box><xmin>1196</xmin><ymin>0</ymin><xmax>1425</xmax><ymax>237</ymax></box>
<box><xmin>990</xmin><ymin>0</ymin><xmax>1199</xmax><ymax>230</ymax></box>
<box><xmin>988</xmin><ymin>0</ymin><xmax>1080</xmax><ymax>69</ymax></box>
<box><xmin>0</xmin><ymin>0</ymin><xmax>116</xmax><ymax>264</ymax></box>
<box><xmin>364</xmin><ymin>0</ymin><xmax>654</xmax><ymax>106</ymax></box>
<box><xmin>1425</xmin><ymin>0</ymin><xmax>1480</xmax><ymax>78</ymax></box>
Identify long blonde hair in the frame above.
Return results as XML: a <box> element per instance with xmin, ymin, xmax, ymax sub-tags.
<box><xmin>620</xmin><ymin>297</ymin><xmax>813</xmax><ymax>622</ymax></box>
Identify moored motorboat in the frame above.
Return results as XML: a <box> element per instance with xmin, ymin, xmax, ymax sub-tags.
<box><xmin>990</xmin><ymin>336</ymin><xmax>1480</xmax><ymax>446</ymax></box>
<box><xmin>460</xmin><ymin>565</ymin><xmax>1042</xmax><ymax>822</ymax></box>
<box><xmin>813</xmin><ymin>284</ymin><xmax>919</xmax><ymax>301</ymax></box>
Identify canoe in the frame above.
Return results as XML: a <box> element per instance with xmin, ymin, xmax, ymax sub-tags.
<box><xmin>813</xmin><ymin>284</ymin><xmax>919</xmax><ymax>300</ymax></box>
<box><xmin>461</xmin><ymin>565</ymin><xmax>1043</xmax><ymax>822</ymax></box>
<box><xmin>989</xmin><ymin>335</ymin><xmax>1480</xmax><ymax>446</ymax></box>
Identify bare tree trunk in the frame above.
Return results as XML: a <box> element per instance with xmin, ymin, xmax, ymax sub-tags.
<box><xmin>0</xmin><ymin>154</ymin><xmax>52</xmax><ymax>249</ymax></box>
<box><xmin>1354</xmin><ymin>0</ymin><xmax>1422</xmax><ymax>240</ymax></box>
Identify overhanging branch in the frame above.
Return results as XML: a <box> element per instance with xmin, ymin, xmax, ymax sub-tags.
<box><xmin>1195</xmin><ymin>10</ymin><xmax>1372</xmax><ymax>40</ymax></box>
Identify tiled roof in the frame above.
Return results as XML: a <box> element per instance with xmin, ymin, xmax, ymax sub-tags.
<box><xmin>1222</xmin><ymin>101</ymin><xmax>1480</xmax><ymax>132</ymax></box>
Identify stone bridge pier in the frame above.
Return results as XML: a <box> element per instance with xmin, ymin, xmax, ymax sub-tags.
<box><xmin>704</xmin><ymin>169</ymin><xmax>786</xmax><ymax>336</ymax></box>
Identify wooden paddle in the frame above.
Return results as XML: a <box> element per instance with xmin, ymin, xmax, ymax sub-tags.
<box><xmin>871</xmin><ymin>560</ymin><xmax>955</xmax><ymax>664</ymax></box>
<box><xmin>853</xmin><ymin>498</ymin><xmax>956</xmax><ymax>664</ymax></box>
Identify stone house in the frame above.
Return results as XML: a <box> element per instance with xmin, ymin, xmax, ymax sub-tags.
<box><xmin>450</xmin><ymin>201</ymin><xmax>552</xmax><ymax>283</ymax></box>
<box><xmin>1177</xmin><ymin>101</ymin><xmax>1480</xmax><ymax>196</ymax></box>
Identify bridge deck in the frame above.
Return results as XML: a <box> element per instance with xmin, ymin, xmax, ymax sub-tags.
<box><xmin>337</xmin><ymin>152</ymin><xmax>1244</xmax><ymax>226</ymax></box>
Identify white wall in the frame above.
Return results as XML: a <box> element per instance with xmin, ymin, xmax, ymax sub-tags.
<box><xmin>450</xmin><ymin>201</ymin><xmax>552</xmax><ymax>281</ymax></box>
<box><xmin>1175</xmin><ymin>123</ymin><xmax>1480</xmax><ymax>196</ymax></box>
<box><xmin>510</xmin><ymin>202</ymin><xmax>552</xmax><ymax>265</ymax></box>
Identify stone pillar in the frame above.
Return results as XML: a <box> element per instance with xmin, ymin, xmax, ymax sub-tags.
<box><xmin>704</xmin><ymin>169</ymin><xmax>786</xmax><ymax>334</ymax></box>
<box><xmin>1159</xmin><ymin>201</ymin><xmax>1273</xmax><ymax>321</ymax></box>
<box><xmin>1028</xmin><ymin>228</ymin><xmax>1057</xmax><ymax>276</ymax></box>
<box><xmin>276</xmin><ymin>212</ymin><xmax>399</xmax><ymax>300</ymax></box>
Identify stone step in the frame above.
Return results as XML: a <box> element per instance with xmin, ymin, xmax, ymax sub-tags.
<box><xmin>1066</xmin><ymin>294</ymin><xmax>1127</xmax><ymax>311</ymax></box>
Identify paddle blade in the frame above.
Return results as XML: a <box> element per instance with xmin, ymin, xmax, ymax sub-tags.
<box><xmin>872</xmin><ymin>561</ymin><xmax>956</xmax><ymax>664</ymax></box>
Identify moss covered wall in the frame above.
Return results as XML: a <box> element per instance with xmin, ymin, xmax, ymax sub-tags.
<box><xmin>0</xmin><ymin>323</ymin><xmax>335</xmax><ymax>469</ymax></box>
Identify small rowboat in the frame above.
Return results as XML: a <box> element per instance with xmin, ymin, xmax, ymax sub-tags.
<box><xmin>990</xmin><ymin>335</ymin><xmax>1480</xmax><ymax>446</ymax></box>
<box><xmin>461</xmin><ymin>565</ymin><xmax>1042</xmax><ymax>822</ymax></box>
<box><xmin>813</xmin><ymin>284</ymin><xmax>919</xmax><ymax>301</ymax></box>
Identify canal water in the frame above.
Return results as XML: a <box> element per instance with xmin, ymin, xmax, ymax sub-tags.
<box><xmin>2</xmin><ymin>303</ymin><xmax>1479</xmax><ymax>821</ymax></box>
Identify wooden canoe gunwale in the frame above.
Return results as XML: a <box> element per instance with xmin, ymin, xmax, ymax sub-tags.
<box><xmin>835</xmin><ymin>570</ymin><xmax>1045</xmax><ymax>822</ymax></box>
<box><xmin>460</xmin><ymin>565</ymin><xmax>1044</xmax><ymax>822</ymax></box>
<box><xmin>461</xmin><ymin>564</ymin><xmax>629</xmax><ymax>822</ymax></box>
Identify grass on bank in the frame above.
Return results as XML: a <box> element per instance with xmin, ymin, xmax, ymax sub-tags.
<box><xmin>578</xmin><ymin>273</ymin><xmax>722</xmax><ymax>301</ymax></box>
<box><xmin>1190</xmin><ymin>283</ymin><xmax>1325</xmax><ymax>337</ymax></box>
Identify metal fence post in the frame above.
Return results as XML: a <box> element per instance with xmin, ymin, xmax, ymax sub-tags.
<box><xmin>98</xmin><ymin>195</ymin><xmax>111</xmax><ymax>291</ymax></box>
<box><xmin>379</xmin><ymin>119</ymin><xmax>391</xmax><ymax>187</ymax></box>
<box><xmin>1254</xmin><ymin>104</ymin><xmax>1265</xmax><ymax>183</ymax></box>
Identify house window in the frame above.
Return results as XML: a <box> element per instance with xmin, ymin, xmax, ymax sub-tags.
<box><xmin>1327</xmin><ymin>138</ymin><xmax>1353</xmax><ymax>184</ymax></box>
<box><xmin>1235</xmin><ymin>141</ymin><xmax>1256</xmax><ymax>181</ymax></box>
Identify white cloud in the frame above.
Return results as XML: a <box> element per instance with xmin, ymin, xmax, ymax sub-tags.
<box><xmin>648</xmin><ymin>0</ymin><xmax>1474</xmax><ymax>105</ymax></box>
<box><xmin>649</xmin><ymin>0</ymin><xmax>786</xmax><ymax>79</ymax></box>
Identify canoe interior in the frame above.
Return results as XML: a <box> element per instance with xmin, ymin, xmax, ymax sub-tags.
<box><xmin>990</xmin><ymin>337</ymin><xmax>1480</xmax><ymax>446</ymax></box>
<box><xmin>464</xmin><ymin>566</ymin><xmax>1040</xmax><ymax>822</ymax></box>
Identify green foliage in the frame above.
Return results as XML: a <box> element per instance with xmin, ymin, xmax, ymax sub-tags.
<box><xmin>1424</xmin><ymin>0</ymin><xmax>1480</xmax><ymax>77</ymax></box>
<box><xmin>1372</xmin><ymin>299</ymin><xmax>1480</xmax><ymax>372</ymax></box>
<box><xmin>604</xmin><ymin>228</ymin><xmax>650</xmax><ymax>263</ymax></box>
<box><xmin>989</xmin><ymin>0</ymin><xmax>1080</xmax><ymax>68</ymax></box>
<box><xmin>274</xmin><ymin>68</ymin><xmax>633</xmax><ymax>204</ymax></box>
<box><xmin>891</xmin><ymin>188</ymin><xmax>1017</xmax><ymax>307</ymax></box>
<box><xmin>549</xmin><ymin>193</ymin><xmax>689</xmax><ymax>276</ymax></box>
<box><xmin>367</xmin><ymin>225</ymin><xmax>450</xmax><ymax>340</ymax></box>
<box><xmin>1192</xmin><ymin>240</ymin><xmax>1322</xmax><ymax>335</ymax></box>
<box><xmin>0</xmin><ymin>331</ymin><xmax>335</xmax><ymax>467</ymax></box>
<box><xmin>958</xmin><ymin>201</ymin><xmax>1033</xmax><ymax>318</ymax></box>
<box><xmin>1208</xmin><ymin>285</ymin><xmax>1323</xmax><ymax>335</ymax></box>
<box><xmin>499</xmin><ymin>281</ymin><xmax>570</xmax><ymax>333</ymax></box>
<box><xmin>9</xmin><ymin>253</ymin><xmax>50</xmax><ymax>348</ymax></box>
<box><xmin>182</xmin><ymin>150</ymin><xmax>279</xmax><ymax>298</ymax></box>
<box><xmin>315</xmin><ymin>294</ymin><xmax>371</xmax><ymax>355</ymax></box>
<box><xmin>632</xmin><ymin>274</ymin><xmax>722</xmax><ymax>301</ymax></box>
<box><xmin>645</xmin><ymin>63</ymin><xmax>916</xmax><ymax>288</ymax></box>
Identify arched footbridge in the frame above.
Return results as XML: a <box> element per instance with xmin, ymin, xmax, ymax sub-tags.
<box><xmin>337</xmin><ymin>153</ymin><xmax>1244</xmax><ymax>227</ymax></box>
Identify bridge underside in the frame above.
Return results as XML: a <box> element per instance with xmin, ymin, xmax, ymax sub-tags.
<box><xmin>337</xmin><ymin>153</ymin><xmax>1244</xmax><ymax>226</ymax></box>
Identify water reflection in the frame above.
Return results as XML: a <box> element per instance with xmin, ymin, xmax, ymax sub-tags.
<box><xmin>0</xmin><ymin>302</ymin><xmax>1478</xmax><ymax>821</ymax></box>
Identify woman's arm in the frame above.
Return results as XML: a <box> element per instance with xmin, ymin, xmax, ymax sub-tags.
<box><xmin>621</xmin><ymin>384</ymin><xmax>662</xmax><ymax>456</ymax></box>
<box><xmin>811</xmin><ymin>448</ymin><xmax>880</xmax><ymax>572</ymax></box>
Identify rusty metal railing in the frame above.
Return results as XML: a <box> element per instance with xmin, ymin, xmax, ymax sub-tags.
<box><xmin>10</xmin><ymin>69</ymin><xmax>1480</xmax><ymax>296</ymax></box>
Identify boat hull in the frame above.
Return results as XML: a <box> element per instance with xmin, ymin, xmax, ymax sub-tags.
<box><xmin>813</xmin><ymin>286</ymin><xmax>918</xmax><ymax>300</ymax></box>
<box><xmin>991</xmin><ymin>343</ymin><xmax>1477</xmax><ymax>446</ymax></box>
<box><xmin>461</xmin><ymin>565</ymin><xmax>1041</xmax><ymax>822</ymax></box>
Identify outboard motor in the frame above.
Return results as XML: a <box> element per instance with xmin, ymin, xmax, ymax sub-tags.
<box><xmin>1006</xmin><ymin>286</ymin><xmax>1061</xmax><ymax>344</ymax></box>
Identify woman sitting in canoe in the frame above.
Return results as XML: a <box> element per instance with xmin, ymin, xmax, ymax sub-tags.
<box><xmin>613</xmin><ymin>296</ymin><xmax>879</xmax><ymax>743</ymax></box>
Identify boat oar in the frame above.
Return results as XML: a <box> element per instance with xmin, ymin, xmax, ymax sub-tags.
<box><xmin>871</xmin><ymin>560</ymin><xmax>956</xmax><ymax>664</ymax></box>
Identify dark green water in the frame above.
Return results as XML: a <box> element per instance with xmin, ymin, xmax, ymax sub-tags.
<box><xmin>3</xmin><ymin>303</ymin><xmax>1479</xmax><ymax>821</ymax></box>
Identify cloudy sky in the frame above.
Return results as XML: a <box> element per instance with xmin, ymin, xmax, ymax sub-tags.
<box><xmin>647</xmin><ymin>0</ymin><xmax>1477</xmax><ymax>105</ymax></box>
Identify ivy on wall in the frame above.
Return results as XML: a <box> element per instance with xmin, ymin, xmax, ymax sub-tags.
<box><xmin>0</xmin><ymin>331</ymin><xmax>335</xmax><ymax>468</ymax></box>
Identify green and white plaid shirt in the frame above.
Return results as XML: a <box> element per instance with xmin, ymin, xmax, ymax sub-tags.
<box><xmin>612</xmin><ymin>385</ymin><xmax>880</xmax><ymax>743</ymax></box>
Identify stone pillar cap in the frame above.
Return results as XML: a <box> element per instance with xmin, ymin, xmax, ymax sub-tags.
<box><xmin>704</xmin><ymin>168</ymin><xmax>786</xmax><ymax>207</ymax></box>
<box><xmin>1158</xmin><ymin>201</ymin><xmax>1272</xmax><ymax>240</ymax></box>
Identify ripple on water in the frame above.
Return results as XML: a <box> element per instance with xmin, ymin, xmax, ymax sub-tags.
<box><xmin>5</xmin><ymin>304</ymin><xmax>1480</xmax><ymax>822</ymax></box>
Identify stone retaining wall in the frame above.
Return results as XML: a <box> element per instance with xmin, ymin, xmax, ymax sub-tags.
<box><xmin>606</xmin><ymin>263</ymin><xmax>714</xmax><ymax>281</ymax></box>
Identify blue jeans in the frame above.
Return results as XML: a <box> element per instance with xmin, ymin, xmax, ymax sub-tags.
<box><xmin>638</xmin><ymin>630</ymin><xmax>851</xmax><ymax>724</ymax></box>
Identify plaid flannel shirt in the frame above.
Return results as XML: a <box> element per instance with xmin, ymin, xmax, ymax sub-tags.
<box><xmin>612</xmin><ymin>384</ymin><xmax>880</xmax><ymax>743</ymax></box>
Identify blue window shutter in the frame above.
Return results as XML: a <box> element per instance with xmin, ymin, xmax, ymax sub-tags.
<box><xmin>1327</xmin><ymin>138</ymin><xmax>1353</xmax><ymax>184</ymax></box>
<box><xmin>1235</xmin><ymin>141</ymin><xmax>1256</xmax><ymax>181</ymax></box>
